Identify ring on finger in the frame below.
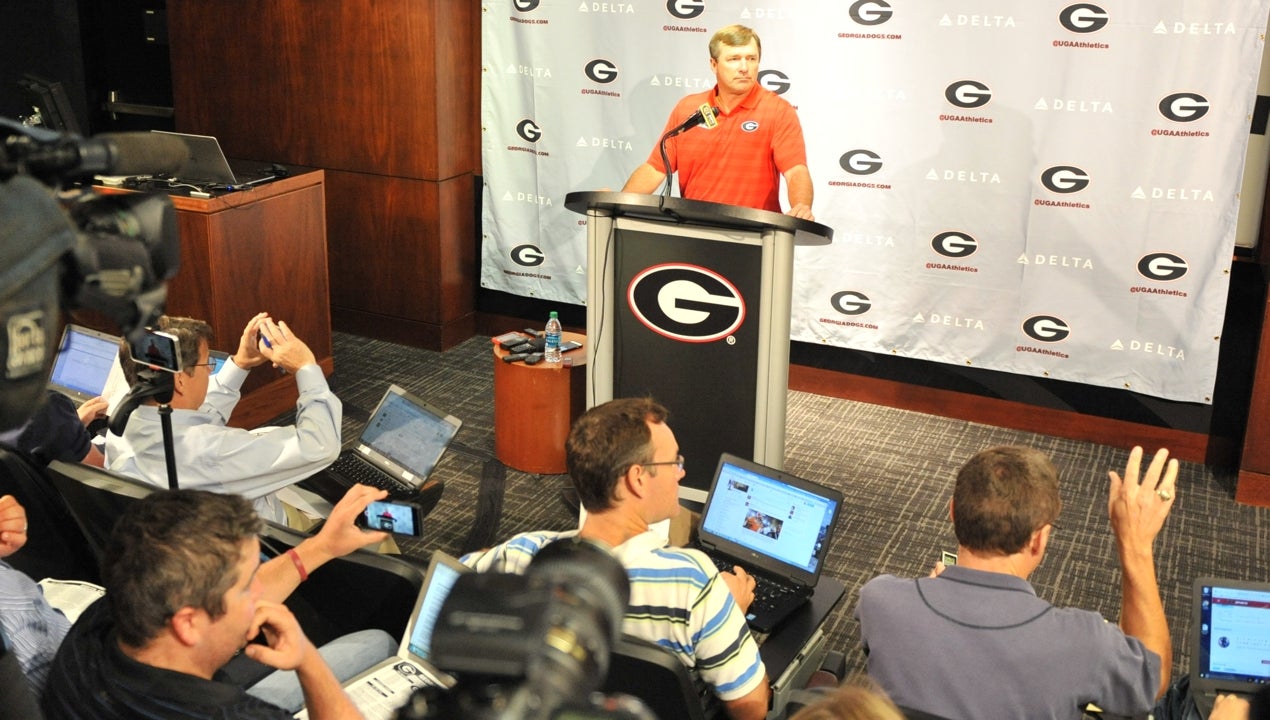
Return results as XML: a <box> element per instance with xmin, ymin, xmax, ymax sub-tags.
<box><xmin>1156</xmin><ymin>489</ymin><xmax>1172</xmax><ymax>501</ymax></box>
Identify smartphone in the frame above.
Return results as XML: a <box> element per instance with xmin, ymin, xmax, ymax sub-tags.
<box><xmin>940</xmin><ymin>550</ymin><xmax>958</xmax><ymax>566</ymax></box>
<box><xmin>357</xmin><ymin>499</ymin><xmax>425</xmax><ymax>537</ymax></box>
<box><xmin>128</xmin><ymin>330</ymin><xmax>182</xmax><ymax>373</ymax></box>
<box><xmin>559</xmin><ymin>340</ymin><xmax>583</xmax><ymax>352</ymax></box>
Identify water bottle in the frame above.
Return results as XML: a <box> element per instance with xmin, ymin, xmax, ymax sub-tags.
<box><xmin>544</xmin><ymin>311</ymin><xmax>562</xmax><ymax>363</ymax></box>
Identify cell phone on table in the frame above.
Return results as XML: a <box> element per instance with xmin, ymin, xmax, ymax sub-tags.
<box><xmin>559</xmin><ymin>340</ymin><xmax>583</xmax><ymax>352</ymax></box>
<box><xmin>356</xmin><ymin>499</ymin><xmax>425</xmax><ymax>537</ymax></box>
<box><xmin>940</xmin><ymin>550</ymin><xmax>958</xmax><ymax>566</ymax></box>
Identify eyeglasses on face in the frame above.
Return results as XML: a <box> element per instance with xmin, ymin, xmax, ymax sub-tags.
<box><xmin>642</xmin><ymin>455</ymin><xmax>685</xmax><ymax>472</ymax></box>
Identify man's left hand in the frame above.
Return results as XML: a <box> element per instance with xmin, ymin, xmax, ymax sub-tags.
<box><xmin>786</xmin><ymin>204</ymin><xmax>815</xmax><ymax>221</ymax></box>
<box><xmin>231</xmin><ymin>312</ymin><xmax>271</xmax><ymax>370</ymax></box>
<box><xmin>0</xmin><ymin>495</ymin><xmax>28</xmax><ymax>558</ymax></box>
<box><xmin>244</xmin><ymin>600</ymin><xmax>312</xmax><ymax>671</ymax></box>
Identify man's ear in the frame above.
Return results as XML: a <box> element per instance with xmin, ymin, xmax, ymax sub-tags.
<box><xmin>1030</xmin><ymin>524</ymin><xmax>1052</xmax><ymax>558</ymax></box>
<box><xmin>170</xmin><ymin>370</ymin><xmax>190</xmax><ymax>398</ymax></box>
<box><xmin>947</xmin><ymin>498</ymin><xmax>955</xmax><ymax>522</ymax></box>
<box><xmin>168</xmin><ymin>605</ymin><xmax>203</xmax><ymax>647</ymax></box>
<box><xmin>623</xmin><ymin>464</ymin><xmax>649</xmax><ymax>500</ymax></box>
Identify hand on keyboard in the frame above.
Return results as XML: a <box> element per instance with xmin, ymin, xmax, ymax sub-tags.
<box><xmin>718</xmin><ymin>564</ymin><xmax>757</xmax><ymax>613</ymax></box>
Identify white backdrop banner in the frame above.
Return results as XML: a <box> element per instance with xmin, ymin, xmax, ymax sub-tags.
<box><xmin>480</xmin><ymin>0</ymin><xmax>1270</xmax><ymax>403</ymax></box>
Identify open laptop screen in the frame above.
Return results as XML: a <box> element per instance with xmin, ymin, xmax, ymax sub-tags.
<box><xmin>48</xmin><ymin>325</ymin><xmax>120</xmax><ymax>400</ymax></box>
<box><xmin>699</xmin><ymin>454</ymin><xmax>840</xmax><ymax>580</ymax></box>
<box><xmin>1195</xmin><ymin>580</ymin><xmax>1270</xmax><ymax>687</ymax></box>
<box><xmin>406</xmin><ymin>556</ymin><xmax>467</xmax><ymax>662</ymax></box>
<box><xmin>359</xmin><ymin>386</ymin><xmax>461</xmax><ymax>479</ymax></box>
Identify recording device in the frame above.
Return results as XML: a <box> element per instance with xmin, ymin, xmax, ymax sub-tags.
<box><xmin>127</xmin><ymin>329</ymin><xmax>182</xmax><ymax>373</ymax></box>
<box><xmin>397</xmin><ymin>537</ymin><xmax>654</xmax><ymax>720</ymax></box>
<box><xmin>657</xmin><ymin>104</ymin><xmax>720</xmax><ymax>200</ymax></box>
<box><xmin>356</xmin><ymin>499</ymin><xmax>425</xmax><ymax>537</ymax></box>
<box><xmin>1</xmin><ymin>116</ymin><xmax>183</xmax><ymax>431</ymax></box>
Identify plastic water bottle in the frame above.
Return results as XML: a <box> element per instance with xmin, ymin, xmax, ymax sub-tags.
<box><xmin>544</xmin><ymin>311</ymin><xmax>562</xmax><ymax>363</ymax></box>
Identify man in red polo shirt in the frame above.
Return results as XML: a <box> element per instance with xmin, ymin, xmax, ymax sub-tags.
<box><xmin>622</xmin><ymin>24</ymin><xmax>814</xmax><ymax>221</ymax></box>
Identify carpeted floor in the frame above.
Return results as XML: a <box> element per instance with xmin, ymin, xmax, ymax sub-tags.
<box><xmin>320</xmin><ymin>330</ymin><xmax>1268</xmax><ymax>682</ymax></box>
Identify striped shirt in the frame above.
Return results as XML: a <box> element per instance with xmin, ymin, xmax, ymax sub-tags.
<box><xmin>462</xmin><ymin>529</ymin><xmax>766</xmax><ymax>702</ymax></box>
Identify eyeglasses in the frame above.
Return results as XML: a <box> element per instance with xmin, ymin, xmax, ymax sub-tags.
<box><xmin>642</xmin><ymin>455</ymin><xmax>685</xmax><ymax>472</ymax></box>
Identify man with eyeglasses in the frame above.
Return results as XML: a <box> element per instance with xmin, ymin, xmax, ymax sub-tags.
<box><xmin>105</xmin><ymin>312</ymin><xmax>339</xmax><ymax>526</ymax></box>
<box><xmin>462</xmin><ymin>397</ymin><xmax>770</xmax><ymax>720</ymax></box>
<box><xmin>854</xmin><ymin>445</ymin><xmax>1178</xmax><ymax>720</ymax></box>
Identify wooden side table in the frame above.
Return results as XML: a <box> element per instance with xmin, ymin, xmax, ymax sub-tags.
<box><xmin>492</xmin><ymin>332</ymin><xmax>587</xmax><ymax>474</ymax></box>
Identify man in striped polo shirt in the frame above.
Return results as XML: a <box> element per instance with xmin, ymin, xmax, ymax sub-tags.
<box><xmin>463</xmin><ymin>397</ymin><xmax>769</xmax><ymax>720</ymax></box>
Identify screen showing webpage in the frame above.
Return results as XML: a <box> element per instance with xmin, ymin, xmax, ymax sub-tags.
<box><xmin>1198</xmin><ymin>584</ymin><xmax>1270</xmax><ymax>684</ymax></box>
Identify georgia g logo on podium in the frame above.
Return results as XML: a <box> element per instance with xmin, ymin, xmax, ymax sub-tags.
<box><xmin>627</xmin><ymin>264</ymin><xmax>746</xmax><ymax>343</ymax></box>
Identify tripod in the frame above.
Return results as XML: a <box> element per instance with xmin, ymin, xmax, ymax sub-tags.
<box><xmin>107</xmin><ymin>368</ymin><xmax>180</xmax><ymax>489</ymax></box>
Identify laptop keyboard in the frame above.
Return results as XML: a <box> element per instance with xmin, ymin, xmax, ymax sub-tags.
<box><xmin>713</xmin><ymin>558</ymin><xmax>798</xmax><ymax>617</ymax></box>
<box><xmin>332</xmin><ymin>455</ymin><xmax>408</xmax><ymax>494</ymax></box>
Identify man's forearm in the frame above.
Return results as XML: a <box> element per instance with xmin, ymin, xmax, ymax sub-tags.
<box><xmin>784</xmin><ymin>164</ymin><xmax>813</xmax><ymax>209</ymax></box>
<box><xmin>1118</xmin><ymin>546</ymin><xmax>1171</xmax><ymax>698</ymax></box>
<box><xmin>622</xmin><ymin>163</ymin><xmax>666</xmax><ymax>194</ymax></box>
<box><xmin>296</xmin><ymin>649</ymin><xmax>362</xmax><ymax>720</ymax></box>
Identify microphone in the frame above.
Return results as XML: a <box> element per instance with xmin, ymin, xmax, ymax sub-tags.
<box><xmin>11</xmin><ymin>131</ymin><xmax>190</xmax><ymax>181</ymax></box>
<box><xmin>658</xmin><ymin>104</ymin><xmax>720</xmax><ymax>200</ymax></box>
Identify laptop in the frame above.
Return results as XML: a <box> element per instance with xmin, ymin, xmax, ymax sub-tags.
<box><xmin>1190</xmin><ymin>576</ymin><xmax>1270</xmax><ymax>718</ymax></box>
<box><xmin>48</xmin><ymin>325</ymin><xmax>123</xmax><ymax>404</ymax></box>
<box><xmin>696</xmin><ymin>453</ymin><xmax>843</xmax><ymax>635</ymax></box>
<box><xmin>150</xmin><ymin>130</ymin><xmax>277</xmax><ymax>189</ymax></box>
<box><xmin>300</xmin><ymin>384</ymin><xmax>462</xmax><ymax>503</ymax></box>
<box><xmin>294</xmin><ymin>551</ymin><xmax>470</xmax><ymax>720</ymax></box>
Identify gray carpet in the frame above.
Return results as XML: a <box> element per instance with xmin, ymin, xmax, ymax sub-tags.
<box><xmin>321</xmin><ymin>330</ymin><xmax>1268</xmax><ymax>682</ymax></box>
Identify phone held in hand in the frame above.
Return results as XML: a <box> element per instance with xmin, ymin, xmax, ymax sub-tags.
<box><xmin>356</xmin><ymin>499</ymin><xmax>425</xmax><ymax>537</ymax></box>
<box><xmin>941</xmin><ymin>550</ymin><xmax>958</xmax><ymax>566</ymax></box>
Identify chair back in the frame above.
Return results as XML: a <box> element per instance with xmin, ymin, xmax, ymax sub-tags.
<box><xmin>601</xmin><ymin>634</ymin><xmax>712</xmax><ymax>720</ymax></box>
<box><xmin>0</xmin><ymin>450</ymin><xmax>99</xmax><ymax>582</ymax></box>
<box><xmin>0</xmin><ymin>629</ymin><xmax>45</xmax><ymax>720</ymax></box>
<box><xmin>43</xmin><ymin>460</ymin><xmax>154</xmax><ymax>567</ymax></box>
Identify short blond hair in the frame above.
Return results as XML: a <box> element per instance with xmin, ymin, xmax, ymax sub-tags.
<box><xmin>788</xmin><ymin>676</ymin><xmax>905</xmax><ymax>720</ymax></box>
<box><xmin>709</xmin><ymin>24</ymin><xmax>761</xmax><ymax>60</ymax></box>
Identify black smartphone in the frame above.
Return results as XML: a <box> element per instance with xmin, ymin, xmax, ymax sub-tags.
<box><xmin>357</xmin><ymin>499</ymin><xmax>425</xmax><ymax>537</ymax></box>
<box><xmin>127</xmin><ymin>330</ymin><xmax>182</xmax><ymax>373</ymax></box>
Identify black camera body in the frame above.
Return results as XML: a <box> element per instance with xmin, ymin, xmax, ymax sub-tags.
<box><xmin>399</xmin><ymin>538</ymin><xmax>657</xmax><ymax>720</ymax></box>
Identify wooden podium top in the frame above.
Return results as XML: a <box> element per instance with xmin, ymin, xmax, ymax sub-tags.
<box><xmin>564</xmin><ymin>190</ymin><xmax>833</xmax><ymax>246</ymax></box>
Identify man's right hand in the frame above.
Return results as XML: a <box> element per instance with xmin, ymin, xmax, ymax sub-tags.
<box><xmin>232</xmin><ymin>312</ymin><xmax>272</xmax><ymax>370</ymax></box>
<box><xmin>0</xmin><ymin>495</ymin><xmax>28</xmax><ymax>558</ymax></box>
<box><xmin>310</xmin><ymin>484</ymin><xmax>391</xmax><ymax>561</ymax></box>
<box><xmin>244</xmin><ymin>600</ymin><xmax>314</xmax><ymax>671</ymax></box>
<box><xmin>720</xmin><ymin>565</ymin><xmax>757</xmax><ymax>612</ymax></box>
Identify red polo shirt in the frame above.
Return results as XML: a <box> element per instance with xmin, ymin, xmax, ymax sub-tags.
<box><xmin>646</xmin><ymin>83</ymin><xmax>808</xmax><ymax>213</ymax></box>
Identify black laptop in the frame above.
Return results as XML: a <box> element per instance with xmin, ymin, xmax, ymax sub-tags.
<box><xmin>300</xmin><ymin>384</ymin><xmax>461</xmax><ymax>504</ymax></box>
<box><xmin>1190</xmin><ymin>576</ymin><xmax>1270</xmax><ymax>718</ymax></box>
<box><xmin>696</xmin><ymin>453</ymin><xmax>843</xmax><ymax>634</ymax></box>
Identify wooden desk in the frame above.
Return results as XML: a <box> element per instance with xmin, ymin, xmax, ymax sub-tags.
<box><xmin>492</xmin><ymin>332</ymin><xmax>587</xmax><ymax>474</ymax></box>
<box><xmin>97</xmin><ymin>170</ymin><xmax>333</xmax><ymax>428</ymax></box>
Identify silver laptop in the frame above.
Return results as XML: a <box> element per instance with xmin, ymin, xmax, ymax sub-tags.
<box><xmin>151</xmin><ymin>130</ymin><xmax>276</xmax><ymax>188</ymax></box>
<box><xmin>1190</xmin><ymin>576</ymin><xmax>1270</xmax><ymax>718</ymax></box>
<box><xmin>47</xmin><ymin>324</ymin><xmax>122</xmax><ymax>404</ymax></box>
<box><xmin>294</xmin><ymin>551</ymin><xmax>470</xmax><ymax>720</ymax></box>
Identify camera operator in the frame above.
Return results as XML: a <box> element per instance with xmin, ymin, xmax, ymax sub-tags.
<box><xmin>462</xmin><ymin>398</ymin><xmax>769</xmax><ymax>720</ymax></box>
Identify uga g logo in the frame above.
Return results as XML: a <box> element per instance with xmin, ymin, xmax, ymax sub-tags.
<box><xmin>830</xmin><ymin>291</ymin><xmax>872</xmax><ymax>316</ymax></box>
<box><xmin>627</xmin><ymin>264</ymin><xmax>745</xmax><ymax>343</ymax></box>
<box><xmin>1040</xmin><ymin>165</ymin><xmax>1090</xmax><ymax>194</ymax></box>
<box><xmin>1059</xmin><ymin>3</ymin><xmax>1108</xmax><ymax>33</ymax></box>
<box><xmin>1138</xmin><ymin>253</ymin><xmax>1188</xmax><ymax>282</ymax></box>
<box><xmin>849</xmin><ymin>0</ymin><xmax>893</xmax><ymax>26</ymax></box>
<box><xmin>1158</xmin><ymin>93</ymin><xmax>1210</xmax><ymax>123</ymax></box>
<box><xmin>1022</xmin><ymin>315</ymin><xmax>1070</xmax><ymax>343</ymax></box>
<box><xmin>758</xmin><ymin>69</ymin><xmax>791</xmax><ymax>95</ymax></box>
<box><xmin>945</xmin><ymin>80</ymin><xmax>991</xmax><ymax>110</ymax></box>
<box><xmin>510</xmin><ymin>244</ymin><xmax>545</xmax><ymax>267</ymax></box>
<box><xmin>512</xmin><ymin>0</ymin><xmax>540</xmax><ymax>11</ymax></box>
<box><xmin>584</xmin><ymin>59</ymin><xmax>619</xmax><ymax>84</ymax></box>
<box><xmin>667</xmin><ymin>0</ymin><xmax>705</xmax><ymax>20</ymax></box>
<box><xmin>839</xmin><ymin>149</ymin><xmax>883</xmax><ymax>175</ymax></box>
<box><xmin>932</xmin><ymin>232</ymin><xmax>978</xmax><ymax>259</ymax></box>
<box><xmin>516</xmin><ymin>119</ymin><xmax>542</xmax><ymax>143</ymax></box>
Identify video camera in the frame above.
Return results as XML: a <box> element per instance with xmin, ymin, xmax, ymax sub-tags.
<box><xmin>0</xmin><ymin>116</ymin><xmax>186</xmax><ymax>430</ymax></box>
<box><xmin>397</xmin><ymin>537</ymin><xmax>657</xmax><ymax>720</ymax></box>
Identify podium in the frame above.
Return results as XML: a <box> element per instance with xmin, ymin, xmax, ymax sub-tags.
<box><xmin>565</xmin><ymin>192</ymin><xmax>832</xmax><ymax>494</ymax></box>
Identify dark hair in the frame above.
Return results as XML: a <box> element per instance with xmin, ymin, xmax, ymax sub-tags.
<box><xmin>119</xmin><ymin>315</ymin><xmax>214</xmax><ymax>385</ymax></box>
<box><xmin>565</xmin><ymin>397</ymin><xmax>669</xmax><ymax>513</ymax></box>
<box><xmin>952</xmin><ymin>446</ymin><xmax>1062</xmax><ymax>555</ymax></box>
<box><xmin>103</xmin><ymin>489</ymin><xmax>261</xmax><ymax>647</ymax></box>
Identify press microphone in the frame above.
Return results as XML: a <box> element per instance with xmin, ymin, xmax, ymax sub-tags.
<box><xmin>658</xmin><ymin>104</ymin><xmax>720</xmax><ymax>201</ymax></box>
<box><xmin>10</xmin><ymin>131</ymin><xmax>190</xmax><ymax>181</ymax></box>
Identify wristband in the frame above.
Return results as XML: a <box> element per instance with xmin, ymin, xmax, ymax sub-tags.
<box><xmin>285</xmin><ymin>548</ymin><xmax>309</xmax><ymax>582</ymax></box>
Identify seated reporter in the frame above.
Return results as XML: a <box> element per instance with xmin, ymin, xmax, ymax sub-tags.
<box><xmin>42</xmin><ymin>483</ymin><xmax>394</xmax><ymax>719</ymax></box>
<box><xmin>106</xmin><ymin>312</ymin><xmax>340</xmax><ymax>526</ymax></box>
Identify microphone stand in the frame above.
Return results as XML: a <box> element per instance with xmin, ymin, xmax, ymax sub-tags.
<box><xmin>107</xmin><ymin>368</ymin><xmax>179</xmax><ymax>489</ymax></box>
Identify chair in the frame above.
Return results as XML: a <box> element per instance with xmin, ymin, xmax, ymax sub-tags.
<box><xmin>0</xmin><ymin>629</ymin><xmax>45</xmax><ymax>720</ymax></box>
<box><xmin>0</xmin><ymin>449</ymin><xmax>99</xmax><ymax>583</ymax></box>
<box><xmin>601</xmin><ymin>634</ymin><xmax>713</xmax><ymax>720</ymax></box>
<box><xmin>43</xmin><ymin>459</ymin><xmax>153</xmax><ymax>568</ymax></box>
